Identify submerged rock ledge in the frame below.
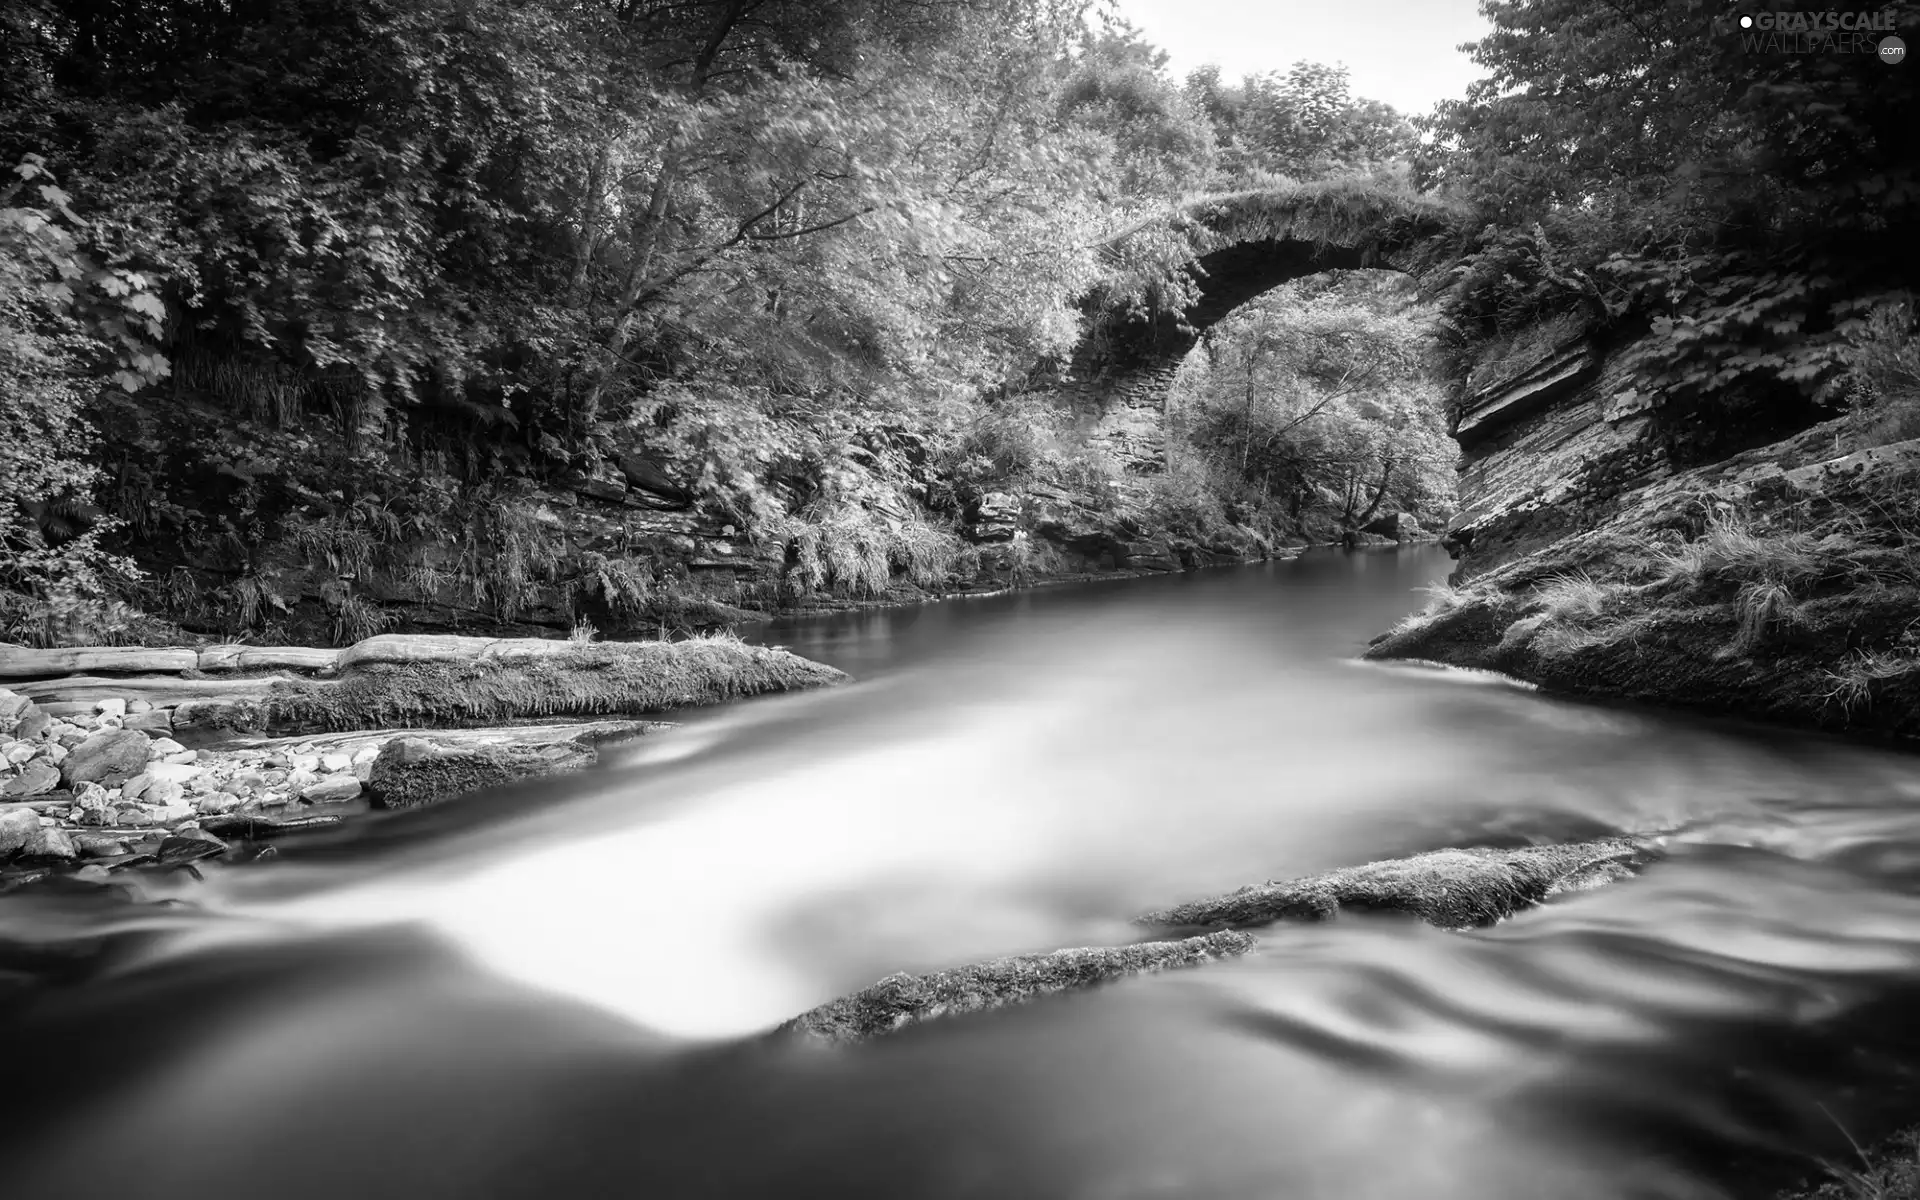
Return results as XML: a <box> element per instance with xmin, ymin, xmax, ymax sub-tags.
<box><xmin>1138</xmin><ymin>837</ymin><xmax>1655</xmax><ymax>931</ymax></box>
<box><xmin>781</xmin><ymin>836</ymin><xmax>1657</xmax><ymax>1044</ymax></box>
<box><xmin>779</xmin><ymin>931</ymin><xmax>1258</xmax><ymax>1045</ymax></box>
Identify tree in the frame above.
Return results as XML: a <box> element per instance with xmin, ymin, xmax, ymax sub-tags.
<box><xmin>1184</xmin><ymin>61</ymin><xmax>1416</xmax><ymax>186</ymax></box>
<box><xmin>1172</xmin><ymin>272</ymin><xmax>1453</xmax><ymax>535</ymax></box>
<box><xmin>1</xmin><ymin>154</ymin><xmax>167</xmax><ymax>642</ymax></box>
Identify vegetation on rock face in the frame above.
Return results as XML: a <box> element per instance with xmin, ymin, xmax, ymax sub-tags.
<box><xmin>1784</xmin><ymin>1130</ymin><xmax>1920</xmax><ymax>1200</ymax></box>
<box><xmin>1372</xmin><ymin>418</ymin><xmax>1920</xmax><ymax>739</ymax></box>
<box><xmin>1420</xmin><ymin>0</ymin><xmax>1920</xmax><ymax>458</ymax></box>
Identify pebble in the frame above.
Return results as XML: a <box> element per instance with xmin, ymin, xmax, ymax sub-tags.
<box><xmin>320</xmin><ymin>752</ymin><xmax>353</xmax><ymax>773</ymax></box>
<box><xmin>149</xmin><ymin>738</ymin><xmax>187</xmax><ymax>757</ymax></box>
<box><xmin>291</xmin><ymin>754</ymin><xmax>321</xmax><ymax>773</ymax></box>
<box><xmin>1</xmin><ymin>760</ymin><xmax>59</xmax><ymax>797</ymax></box>
<box><xmin>123</xmin><ymin>709</ymin><xmax>173</xmax><ymax>734</ymax></box>
<box><xmin>144</xmin><ymin>780</ymin><xmax>185</xmax><ymax>808</ymax></box>
<box><xmin>126</xmin><ymin>700</ymin><xmax>152</xmax><ymax>714</ymax></box>
<box><xmin>145</xmin><ymin>762</ymin><xmax>203</xmax><ymax>786</ymax></box>
<box><xmin>301</xmin><ymin>776</ymin><xmax>363</xmax><ymax>803</ymax></box>
<box><xmin>0</xmin><ymin>808</ymin><xmax>40</xmax><ymax>855</ymax></box>
<box><xmin>196</xmin><ymin>791</ymin><xmax>244</xmax><ymax>815</ymax></box>
<box><xmin>72</xmin><ymin>833</ymin><xmax>129</xmax><ymax>859</ymax></box>
<box><xmin>4</xmin><ymin>742</ymin><xmax>35</xmax><ymax>765</ymax></box>
<box><xmin>95</xmin><ymin>699</ymin><xmax>127</xmax><ymax>719</ymax></box>
<box><xmin>25</xmin><ymin>825</ymin><xmax>75</xmax><ymax>860</ymax></box>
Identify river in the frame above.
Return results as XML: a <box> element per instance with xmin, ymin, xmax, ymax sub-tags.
<box><xmin>7</xmin><ymin>547</ymin><xmax>1920</xmax><ymax>1198</ymax></box>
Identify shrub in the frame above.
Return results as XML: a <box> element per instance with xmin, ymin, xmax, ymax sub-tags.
<box><xmin>774</xmin><ymin>499</ymin><xmax>968</xmax><ymax>599</ymax></box>
<box><xmin>1</xmin><ymin>157</ymin><xmax>160</xmax><ymax>644</ymax></box>
<box><xmin>1841</xmin><ymin>300</ymin><xmax>1920</xmax><ymax>450</ymax></box>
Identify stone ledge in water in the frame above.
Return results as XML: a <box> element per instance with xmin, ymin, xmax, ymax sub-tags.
<box><xmin>366</xmin><ymin>731</ymin><xmax>603</xmax><ymax>809</ymax></box>
<box><xmin>1138</xmin><ymin>838</ymin><xmax>1655</xmax><ymax>932</ymax></box>
<box><xmin>778</xmin><ymin>930</ymin><xmax>1257</xmax><ymax>1045</ymax></box>
<box><xmin>173</xmin><ymin>635</ymin><xmax>846</xmax><ymax>736</ymax></box>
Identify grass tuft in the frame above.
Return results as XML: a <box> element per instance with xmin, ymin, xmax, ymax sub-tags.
<box><xmin>1819</xmin><ymin>649</ymin><xmax>1920</xmax><ymax>720</ymax></box>
<box><xmin>1785</xmin><ymin>1128</ymin><xmax>1920</xmax><ymax>1199</ymax></box>
<box><xmin>1530</xmin><ymin>570</ymin><xmax>1615</xmax><ymax>620</ymax></box>
<box><xmin>1730</xmin><ymin>579</ymin><xmax>1799</xmax><ymax>656</ymax></box>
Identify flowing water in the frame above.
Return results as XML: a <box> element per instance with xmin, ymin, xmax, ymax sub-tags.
<box><xmin>9</xmin><ymin>547</ymin><xmax>1920</xmax><ymax>1198</ymax></box>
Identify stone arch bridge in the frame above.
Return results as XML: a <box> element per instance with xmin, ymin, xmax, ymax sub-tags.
<box><xmin>1041</xmin><ymin>185</ymin><xmax>1462</xmax><ymax>474</ymax></box>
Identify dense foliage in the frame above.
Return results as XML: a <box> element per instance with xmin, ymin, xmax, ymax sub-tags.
<box><xmin>1</xmin><ymin>0</ymin><xmax>1460</xmax><ymax>644</ymax></box>
<box><xmin>26</xmin><ymin>0</ymin><xmax>1907</xmax><ymax>643</ymax></box>
<box><xmin>1422</xmin><ymin>0</ymin><xmax>1920</xmax><ymax>450</ymax></box>
<box><xmin>1170</xmin><ymin>272</ymin><xmax>1454</xmax><ymax>542</ymax></box>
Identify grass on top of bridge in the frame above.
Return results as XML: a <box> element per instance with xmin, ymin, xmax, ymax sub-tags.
<box><xmin>1186</xmin><ymin>176</ymin><xmax>1466</xmax><ymax>258</ymax></box>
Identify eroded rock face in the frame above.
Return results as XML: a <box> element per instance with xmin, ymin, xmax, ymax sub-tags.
<box><xmin>366</xmin><ymin>735</ymin><xmax>595</xmax><ymax>809</ymax></box>
<box><xmin>1446</xmin><ymin>325</ymin><xmax>1670</xmax><ymax>579</ymax></box>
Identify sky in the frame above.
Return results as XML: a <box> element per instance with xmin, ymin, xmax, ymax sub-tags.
<box><xmin>1110</xmin><ymin>0</ymin><xmax>1492</xmax><ymax>117</ymax></box>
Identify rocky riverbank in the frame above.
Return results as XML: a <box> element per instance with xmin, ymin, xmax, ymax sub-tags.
<box><xmin>0</xmin><ymin>632</ymin><xmax>844</xmax><ymax>889</ymax></box>
<box><xmin>1366</xmin><ymin>421</ymin><xmax>1920</xmax><ymax>742</ymax></box>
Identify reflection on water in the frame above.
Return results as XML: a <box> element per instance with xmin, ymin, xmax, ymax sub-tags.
<box><xmin>8</xmin><ymin>548</ymin><xmax>1920</xmax><ymax>1198</ymax></box>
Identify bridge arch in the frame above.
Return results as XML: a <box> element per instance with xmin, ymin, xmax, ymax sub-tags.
<box><xmin>1041</xmin><ymin>187</ymin><xmax>1459</xmax><ymax>474</ymax></box>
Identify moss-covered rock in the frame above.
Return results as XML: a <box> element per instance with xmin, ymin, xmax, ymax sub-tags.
<box><xmin>779</xmin><ymin>930</ymin><xmax>1257</xmax><ymax>1045</ymax></box>
<box><xmin>1139</xmin><ymin>838</ymin><xmax>1654</xmax><ymax>932</ymax></box>
<box><xmin>175</xmin><ymin>635</ymin><xmax>846</xmax><ymax>735</ymax></box>
<box><xmin>366</xmin><ymin>734</ymin><xmax>595</xmax><ymax>809</ymax></box>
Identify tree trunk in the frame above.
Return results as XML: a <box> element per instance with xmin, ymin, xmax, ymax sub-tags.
<box><xmin>569</xmin><ymin>145</ymin><xmax>611</xmax><ymax>300</ymax></box>
<box><xmin>1355</xmin><ymin>457</ymin><xmax>1397</xmax><ymax>527</ymax></box>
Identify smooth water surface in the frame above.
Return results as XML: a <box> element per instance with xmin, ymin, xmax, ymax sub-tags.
<box><xmin>9</xmin><ymin>548</ymin><xmax>1920</xmax><ymax>1199</ymax></box>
